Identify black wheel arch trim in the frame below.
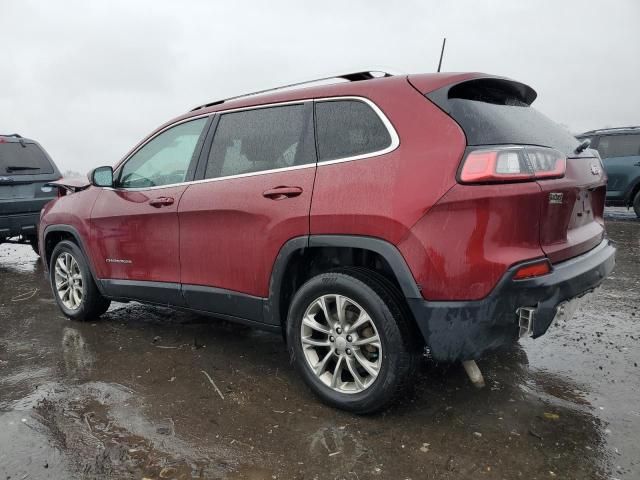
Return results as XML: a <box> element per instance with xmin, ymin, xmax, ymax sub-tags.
<box><xmin>44</xmin><ymin>230</ymin><xmax>422</xmax><ymax>330</ymax></box>
<box><xmin>264</xmin><ymin>234</ymin><xmax>422</xmax><ymax>326</ymax></box>
<box><xmin>42</xmin><ymin>224</ymin><xmax>106</xmax><ymax>295</ymax></box>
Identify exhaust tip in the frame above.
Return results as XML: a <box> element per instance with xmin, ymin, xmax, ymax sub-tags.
<box><xmin>516</xmin><ymin>307</ymin><xmax>536</xmax><ymax>338</ymax></box>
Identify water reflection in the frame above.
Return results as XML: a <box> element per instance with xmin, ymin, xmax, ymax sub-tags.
<box><xmin>61</xmin><ymin>327</ymin><xmax>94</xmax><ymax>379</ymax></box>
<box><xmin>309</xmin><ymin>424</ymin><xmax>369</xmax><ymax>476</ymax></box>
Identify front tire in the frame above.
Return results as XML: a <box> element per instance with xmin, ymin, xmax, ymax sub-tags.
<box><xmin>50</xmin><ymin>240</ymin><xmax>110</xmax><ymax>321</ymax></box>
<box><xmin>286</xmin><ymin>270</ymin><xmax>419</xmax><ymax>414</ymax></box>
<box><xmin>633</xmin><ymin>190</ymin><xmax>640</xmax><ymax>218</ymax></box>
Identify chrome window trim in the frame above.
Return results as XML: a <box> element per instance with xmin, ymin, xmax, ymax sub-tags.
<box><xmin>112</xmin><ymin>112</ymin><xmax>212</xmax><ymax>190</ymax></box>
<box><xmin>313</xmin><ymin>96</ymin><xmax>400</xmax><ymax>166</ymax></box>
<box><xmin>110</xmin><ymin>96</ymin><xmax>399</xmax><ymax>192</ymax></box>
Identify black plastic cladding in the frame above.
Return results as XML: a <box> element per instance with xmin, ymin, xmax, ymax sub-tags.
<box><xmin>408</xmin><ymin>239</ymin><xmax>616</xmax><ymax>361</ymax></box>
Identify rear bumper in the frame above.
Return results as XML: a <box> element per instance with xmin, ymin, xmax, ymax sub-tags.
<box><xmin>407</xmin><ymin>239</ymin><xmax>616</xmax><ymax>362</ymax></box>
<box><xmin>0</xmin><ymin>212</ymin><xmax>42</xmax><ymax>239</ymax></box>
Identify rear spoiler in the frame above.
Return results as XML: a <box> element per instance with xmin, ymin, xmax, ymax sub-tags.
<box><xmin>46</xmin><ymin>177</ymin><xmax>91</xmax><ymax>193</ymax></box>
<box><xmin>426</xmin><ymin>77</ymin><xmax>537</xmax><ymax>111</ymax></box>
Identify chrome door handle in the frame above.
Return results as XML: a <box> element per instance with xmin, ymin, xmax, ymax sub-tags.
<box><xmin>149</xmin><ymin>197</ymin><xmax>175</xmax><ymax>207</ymax></box>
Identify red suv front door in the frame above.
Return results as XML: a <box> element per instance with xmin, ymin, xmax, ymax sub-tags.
<box><xmin>91</xmin><ymin>185</ymin><xmax>187</xmax><ymax>282</ymax></box>
<box><xmin>178</xmin><ymin>103</ymin><xmax>316</xmax><ymax>321</ymax></box>
<box><xmin>90</xmin><ymin>117</ymin><xmax>209</xmax><ymax>302</ymax></box>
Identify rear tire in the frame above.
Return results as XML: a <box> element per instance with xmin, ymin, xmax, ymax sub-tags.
<box><xmin>50</xmin><ymin>240</ymin><xmax>110</xmax><ymax>321</ymax></box>
<box><xmin>286</xmin><ymin>270</ymin><xmax>419</xmax><ymax>414</ymax></box>
<box><xmin>633</xmin><ymin>190</ymin><xmax>640</xmax><ymax>218</ymax></box>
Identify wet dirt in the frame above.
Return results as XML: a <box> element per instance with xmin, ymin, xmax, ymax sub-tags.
<box><xmin>0</xmin><ymin>208</ymin><xmax>638</xmax><ymax>479</ymax></box>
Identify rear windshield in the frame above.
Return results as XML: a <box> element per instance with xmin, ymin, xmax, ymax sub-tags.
<box><xmin>427</xmin><ymin>79</ymin><xmax>580</xmax><ymax>155</ymax></box>
<box><xmin>0</xmin><ymin>142</ymin><xmax>54</xmax><ymax>175</ymax></box>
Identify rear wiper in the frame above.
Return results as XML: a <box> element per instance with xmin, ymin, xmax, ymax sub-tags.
<box><xmin>5</xmin><ymin>166</ymin><xmax>40</xmax><ymax>172</ymax></box>
<box><xmin>574</xmin><ymin>139</ymin><xmax>591</xmax><ymax>154</ymax></box>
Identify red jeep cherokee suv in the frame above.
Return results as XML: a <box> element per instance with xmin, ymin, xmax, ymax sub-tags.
<box><xmin>40</xmin><ymin>71</ymin><xmax>615</xmax><ymax>413</ymax></box>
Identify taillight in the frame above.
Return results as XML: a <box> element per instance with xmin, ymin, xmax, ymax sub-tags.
<box><xmin>513</xmin><ymin>259</ymin><xmax>551</xmax><ymax>280</ymax></box>
<box><xmin>459</xmin><ymin>146</ymin><xmax>566</xmax><ymax>184</ymax></box>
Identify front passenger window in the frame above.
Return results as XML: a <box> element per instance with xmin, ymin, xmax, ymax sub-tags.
<box><xmin>118</xmin><ymin>118</ymin><xmax>207</xmax><ymax>188</ymax></box>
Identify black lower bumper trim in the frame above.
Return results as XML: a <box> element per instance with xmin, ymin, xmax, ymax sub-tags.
<box><xmin>408</xmin><ymin>239</ymin><xmax>616</xmax><ymax>362</ymax></box>
<box><xmin>0</xmin><ymin>212</ymin><xmax>41</xmax><ymax>239</ymax></box>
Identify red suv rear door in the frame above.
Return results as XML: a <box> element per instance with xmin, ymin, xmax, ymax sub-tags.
<box><xmin>178</xmin><ymin>102</ymin><xmax>316</xmax><ymax>322</ymax></box>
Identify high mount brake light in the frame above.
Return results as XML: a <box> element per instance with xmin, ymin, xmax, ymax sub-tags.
<box><xmin>459</xmin><ymin>146</ymin><xmax>566</xmax><ymax>184</ymax></box>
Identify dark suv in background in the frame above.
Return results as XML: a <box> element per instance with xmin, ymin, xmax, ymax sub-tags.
<box><xmin>577</xmin><ymin>127</ymin><xmax>640</xmax><ymax>217</ymax></box>
<box><xmin>0</xmin><ymin>134</ymin><xmax>61</xmax><ymax>253</ymax></box>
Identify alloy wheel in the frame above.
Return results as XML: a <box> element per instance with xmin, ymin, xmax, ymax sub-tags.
<box><xmin>54</xmin><ymin>252</ymin><xmax>83</xmax><ymax>310</ymax></box>
<box><xmin>300</xmin><ymin>294</ymin><xmax>382</xmax><ymax>394</ymax></box>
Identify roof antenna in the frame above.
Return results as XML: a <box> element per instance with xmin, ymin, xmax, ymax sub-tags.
<box><xmin>437</xmin><ymin>37</ymin><xmax>446</xmax><ymax>72</ymax></box>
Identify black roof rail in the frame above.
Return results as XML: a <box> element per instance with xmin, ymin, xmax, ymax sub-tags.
<box><xmin>0</xmin><ymin>133</ymin><xmax>22</xmax><ymax>138</ymax></box>
<box><xmin>190</xmin><ymin>70</ymin><xmax>397</xmax><ymax>112</ymax></box>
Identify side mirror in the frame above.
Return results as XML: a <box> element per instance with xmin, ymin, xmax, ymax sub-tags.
<box><xmin>89</xmin><ymin>166</ymin><xmax>114</xmax><ymax>187</ymax></box>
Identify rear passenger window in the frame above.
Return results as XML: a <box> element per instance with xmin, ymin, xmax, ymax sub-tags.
<box><xmin>596</xmin><ymin>134</ymin><xmax>640</xmax><ymax>159</ymax></box>
<box><xmin>205</xmin><ymin>104</ymin><xmax>314</xmax><ymax>179</ymax></box>
<box><xmin>315</xmin><ymin>100</ymin><xmax>392</xmax><ymax>162</ymax></box>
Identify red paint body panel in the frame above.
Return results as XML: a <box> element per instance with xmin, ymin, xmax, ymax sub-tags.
<box><xmin>536</xmin><ymin>157</ymin><xmax>607</xmax><ymax>263</ymax></box>
<box><xmin>90</xmin><ymin>186</ymin><xmax>187</xmax><ymax>282</ymax></box>
<box><xmin>310</xmin><ymin>80</ymin><xmax>466</xmax><ymax>244</ymax></box>
<box><xmin>178</xmin><ymin>168</ymin><xmax>315</xmax><ymax>297</ymax></box>
<box><xmin>39</xmin><ymin>186</ymin><xmax>101</xmax><ymax>269</ymax></box>
<box><xmin>398</xmin><ymin>182</ymin><xmax>546</xmax><ymax>300</ymax></box>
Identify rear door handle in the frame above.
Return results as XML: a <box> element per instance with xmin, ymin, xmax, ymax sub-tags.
<box><xmin>149</xmin><ymin>196</ymin><xmax>175</xmax><ymax>207</ymax></box>
<box><xmin>262</xmin><ymin>186</ymin><xmax>303</xmax><ymax>200</ymax></box>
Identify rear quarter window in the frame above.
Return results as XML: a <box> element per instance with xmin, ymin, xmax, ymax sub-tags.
<box><xmin>0</xmin><ymin>142</ymin><xmax>54</xmax><ymax>175</ymax></box>
<box><xmin>315</xmin><ymin>100</ymin><xmax>392</xmax><ymax>162</ymax></box>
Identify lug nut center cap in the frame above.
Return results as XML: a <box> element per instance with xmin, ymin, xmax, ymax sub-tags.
<box><xmin>335</xmin><ymin>336</ymin><xmax>347</xmax><ymax>353</ymax></box>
